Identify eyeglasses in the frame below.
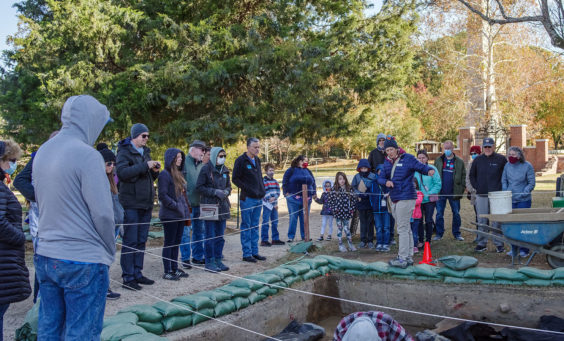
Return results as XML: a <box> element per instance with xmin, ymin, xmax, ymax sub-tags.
<box><xmin>141</xmin><ymin>134</ymin><xmax>150</xmax><ymax>139</ymax></box>
<box><xmin>218</xmin><ymin>155</ymin><xmax>226</xmax><ymax>158</ymax></box>
<box><xmin>483</xmin><ymin>146</ymin><xmax>492</xmax><ymax>149</ymax></box>
<box><xmin>105</xmin><ymin>162</ymin><xmax>115</xmax><ymax>166</ymax></box>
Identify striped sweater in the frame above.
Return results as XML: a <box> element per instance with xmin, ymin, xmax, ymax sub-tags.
<box><xmin>263</xmin><ymin>176</ymin><xmax>281</xmax><ymax>203</ymax></box>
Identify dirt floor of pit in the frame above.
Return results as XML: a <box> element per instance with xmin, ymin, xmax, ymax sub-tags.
<box><xmin>3</xmin><ymin>190</ymin><xmax>559</xmax><ymax>340</ymax></box>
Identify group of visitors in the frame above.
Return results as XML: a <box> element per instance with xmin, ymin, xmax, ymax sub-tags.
<box><xmin>0</xmin><ymin>93</ymin><xmax>538</xmax><ymax>339</ymax></box>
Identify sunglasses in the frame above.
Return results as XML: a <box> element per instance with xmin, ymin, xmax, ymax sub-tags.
<box><xmin>218</xmin><ymin>155</ymin><xmax>226</xmax><ymax>158</ymax></box>
<box><xmin>105</xmin><ymin>162</ymin><xmax>115</xmax><ymax>166</ymax></box>
<box><xmin>483</xmin><ymin>146</ymin><xmax>492</xmax><ymax>149</ymax></box>
<box><xmin>9</xmin><ymin>158</ymin><xmax>17</xmax><ymax>163</ymax></box>
<box><xmin>141</xmin><ymin>134</ymin><xmax>150</xmax><ymax>139</ymax></box>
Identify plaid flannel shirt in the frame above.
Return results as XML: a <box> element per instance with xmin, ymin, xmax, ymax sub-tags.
<box><xmin>334</xmin><ymin>311</ymin><xmax>413</xmax><ymax>341</ymax></box>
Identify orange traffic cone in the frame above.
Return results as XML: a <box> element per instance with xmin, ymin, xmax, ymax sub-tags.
<box><xmin>419</xmin><ymin>241</ymin><xmax>436</xmax><ymax>266</ymax></box>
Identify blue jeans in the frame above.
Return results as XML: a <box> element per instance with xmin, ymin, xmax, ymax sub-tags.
<box><xmin>162</xmin><ymin>221</ymin><xmax>184</xmax><ymax>273</ymax></box>
<box><xmin>261</xmin><ymin>206</ymin><xmax>280</xmax><ymax>242</ymax></box>
<box><xmin>240</xmin><ymin>198</ymin><xmax>262</xmax><ymax>258</ymax></box>
<box><xmin>0</xmin><ymin>303</ymin><xmax>9</xmax><ymax>341</ymax></box>
<box><xmin>374</xmin><ymin>212</ymin><xmax>390</xmax><ymax>245</ymax></box>
<box><xmin>190</xmin><ymin>206</ymin><xmax>205</xmax><ymax>261</ymax></box>
<box><xmin>120</xmin><ymin>208</ymin><xmax>152</xmax><ymax>282</ymax></box>
<box><xmin>512</xmin><ymin>200</ymin><xmax>531</xmax><ymax>254</ymax></box>
<box><xmin>204</xmin><ymin>220</ymin><xmax>226</xmax><ymax>262</ymax></box>
<box><xmin>35</xmin><ymin>255</ymin><xmax>108</xmax><ymax>341</ymax></box>
<box><xmin>435</xmin><ymin>197</ymin><xmax>461</xmax><ymax>238</ymax></box>
<box><xmin>180</xmin><ymin>206</ymin><xmax>200</xmax><ymax>262</ymax></box>
<box><xmin>411</xmin><ymin>219</ymin><xmax>420</xmax><ymax>247</ymax></box>
<box><xmin>287</xmin><ymin>196</ymin><xmax>310</xmax><ymax>240</ymax></box>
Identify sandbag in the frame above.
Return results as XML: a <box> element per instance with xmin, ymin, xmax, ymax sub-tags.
<box><xmin>413</xmin><ymin>264</ymin><xmax>441</xmax><ymax>278</ymax></box>
<box><xmin>366</xmin><ymin>261</ymin><xmax>391</xmax><ymax>274</ymax></box>
<box><xmin>302</xmin><ymin>269</ymin><xmax>322</xmax><ymax>280</ymax></box>
<box><xmin>15</xmin><ymin>299</ymin><xmax>40</xmax><ymax>341</ymax></box>
<box><xmin>101</xmin><ymin>323</ymin><xmax>147</xmax><ymax>341</ymax></box>
<box><xmin>463</xmin><ymin>267</ymin><xmax>495</xmax><ymax>280</ymax></box>
<box><xmin>230</xmin><ymin>278</ymin><xmax>264</xmax><ymax>291</ymax></box>
<box><xmin>153</xmin><ymin>301</ymin><xmax>193</xmax><ymax>317</ymax></box>
<box><xmin>248</xmin><ymin>292</ymin><xmax>267</xmax><ymax>304</ymax></box>
<box><xmin>524</xmin><ymin>279</ymin><xmax>552</xmax><ymax>287</ymax></box>
<box><xmin>318</xmin><ymin>265</ymin><xmax>330</xmax><ymax>275</ymax></box>
<box><xmin>173</xmin><ymin>295</ymin><xmax>216</xmax><ymax>310</ymax></box>
<box><xmin>162</xmin><ymin>314</ymin><xmax>193</xmax><ymax>332</ymax></box>
<box><xmin>256</xmin><ymin>286</ymin><xmax>278</xmax><ymax>297</ymax></box>
<box><xmin>518</xmin><ymin>267</ymin><xmax>554</xmax><ymax>280</ymax></box>
<box><xmin>337</xmin><ymin>259</ymin><xmax>367</xmax><ymax>271</ymax></box>
<box><xmin>387</xmin><ymin>266</ymin><xmax>415</xmax><ymax>276</ymax></box>
<box><xmin>316</xmin><ymin>255</ymin><xmax>344</xmax><ymax>266</ymax></box>
<box><xmin>103</xmin><ymin>312</ymin><xmax>139</xmax><ymax>328</ymax></box>
<box><xmin>263</xmin><ymin>267</ymin><xmax>294</xmax><ymax>279</ymax></box>
<box><xmin>281</xmin><ymin>263</ymin><xmax>311</xmax><ymax>276</ymax></box>
<box><xmin>493</xmin><ymin>268</ymin><xmax>529</xmax><ymax>281</ymax></box>
<box><xmin>214</xmin><ymin>300</ymin><xmax>237</xmax><ymax>317</ymax></box>
<box><xmin>199</xmin><ymin>290</ymin><xmax>231</xmax><ymax>302</ymax></box>
<box><xmin>438</xmin><ymin>267</ymin><xmax>465</xmax><ymax>278</ymax></box>
<box><xmin>479</xmin><ymin>280</ymin><xmax>497</xmax><ymax>285</ymax></box>
<box><xmin>552</xmin><ymin>279</ymin><xmax>564</xmax><ymax>287</ymax></box>
<box><xmin>438</xmin><ymin>256</ymin><xmax>478</xmax><ymax>270</ymax></box>
<box><xmin>217</xmin><ymin>285</ymin><xmax>252</xmax><ymax>298</ymax></box>
<box><xmin>272</xmin><ymin>281</ymin><xmax>288</xmax><ymax>288</ymax></box>
<box><xmin>245</xmin><ymin>273</ymin><xmax>281</xmax><ymax>285</ymax></box>
<box><xmin>444</xmin><ymin>277</ymin><xmax>477</xmax><ymax>284</ymax></box>
<box><xmin>299</xmin><ymin>258</ymin><xmax>328</xmax><ymax>269</ymax></box>
<box><xmin>283</xmin><ymin>275</ymin><xmax>302</xmax><ymax>287</ymax></box>
<box><xmin>137</xmin><ymin>321</ymin><xmax>164</xmax><ymax>335</ymax></box>
<box><xmin>118</xmin><ymin>305</ymin><xmax>163</xmax><ymax>323</ymax></box>
<box><xmin>344</xmin><ymin>269</ymin><xmax>366</xmax><ymax>276</ymax></box>
<box><xmin>553</xmin><ymin>267</ymin><xmax>564</xmax><ymax>280</ymax></box>
<box><xmin>122</xmin><ymin>334</ymin><xmax>168</xmax><ymax>341</ymax></box>
<box><xmin>192</xmin><ymin>308</ymin><xmax>214</xmax><ymax>326</ymax></box>
<box><xmin>233</xmin><ymin>296</ymin><xmax>250</xmax><ymax>310</ymax></box>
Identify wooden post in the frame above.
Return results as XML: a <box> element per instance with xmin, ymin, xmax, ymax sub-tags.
<box><xmin>302</xmin><ymin>184</ymin><xmax>310</xmax><ymax>241</ymax></box>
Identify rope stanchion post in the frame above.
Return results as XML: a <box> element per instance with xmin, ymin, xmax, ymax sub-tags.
<box><xmin>237</xmin><ymin>187</ymin><xmax>240</xmax><ymax>229</ymax></box>
<box><xmin>302</xmin><ymin>184</ymin><xmax>310</xmax><ymax>242</ymax></box>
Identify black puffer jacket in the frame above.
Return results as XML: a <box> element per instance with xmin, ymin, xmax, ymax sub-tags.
<box><xmin>0</xmin><ymin>170</ymin><xmax>31</xmax><ymax>305</ymax></box>
<box><xmin>196</xmin><ymin>147</ymin><xmax>232</xmax><ymax>220</ymax></box>
<box><xmin>116</xmin><ymin>137</ymin><xmax>159</xmax><ymax>209</ymax></box>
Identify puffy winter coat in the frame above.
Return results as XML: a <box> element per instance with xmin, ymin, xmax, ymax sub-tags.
<box><xmin>415</xmin><ymin>165</ymin><xmax>442</xmax><ymax>204</ymax></box>
<box><xmin>351</xmin><ymin>159</ymin><xmax>377</xmax><ymax>210</ymax></box>
<box><xmin>378</xmin><ymin>153</ymin><xmax>431</xmax><ymax>202</ymax></box>
<box><xmin>327</xmin><ymin>187</ymin><xmax>357</xmax><ymax>220</ymax></box>
<box><xmin>314</xmin><ymin>180</ymin><xmax>333</xmax><ymax>215</ymax></box>
<box><xmin>282</xmin><ymin>167</ymin><xmax>316</xmax><ymax>198</ymax></box>
<box><xmin>502</xmin><ymin>161</ymin><xmax>535</xmax><ymax>203</ymax></box>
<box><xmin>196</xmin><ymin>147</ymin><xmax>232</xmax><ymax>220</ymax></box>
<box><xmin>158</xmin><ymin>148</ymin><xmax>190</xmax><ymax>221</ymax></box>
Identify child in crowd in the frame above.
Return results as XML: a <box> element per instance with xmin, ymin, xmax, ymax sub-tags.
<box><xmin>315</xmin><ymin>180</ymin><xmax>334</xmax><ymax>241</ymax></box>
<box><xmin>411</xmin><ymin>179</ymin><xmax>424</xmax><ymax>254</ymax></box>
<box><xmin>261</xmin><ymin>163</ymin><xmax>285</xmax><ymax>246</ymax></box>
<box><xmin>328</xmin><ymin>172</ymin><xmax>357</xmax><ymax>252</ymax></box>
<box><xmin>351</xmin><ymin>159</ymin><xmax>377</xmax><ymax>248</ymax></box>
<box><xmin>370</xmin><ymin>165</ymin><xmax>391</xmax><ymax>252</ymax></box>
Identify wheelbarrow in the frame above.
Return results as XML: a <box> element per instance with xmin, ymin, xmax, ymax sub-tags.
<box><xmin>461</xmin><ymin>208</ymin><xmax>564</xmax><ymax>268</ymax></box>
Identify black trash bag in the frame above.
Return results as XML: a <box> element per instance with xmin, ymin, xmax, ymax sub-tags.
<box><xmin>539</xmin><ymin>315</ymin><xmax>564</xmax><ymax>332</ymax></box>
<box><xmin>265</xmin><ymin>320</ymin><xmax>325</xmax><ymax>341</ymax></box>
<box><xmin>439</xmin><ymin>322</ymin><xmax>501</xmax><ymax>341</ymax></box>
<box><xmin>500</xmin><ymin>315</ymin><xmax>564</xmax><ymax>341</ymax></box>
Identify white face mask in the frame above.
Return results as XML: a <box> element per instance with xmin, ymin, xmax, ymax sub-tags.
<box><xmin>217</xmin><ymin>157</ymin><xmax>226</xmax><ymax>165</ymax></box>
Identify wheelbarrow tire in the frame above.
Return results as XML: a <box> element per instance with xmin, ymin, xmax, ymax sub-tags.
<box><xmin>546</xmin><ymin>243</ymin><xmax>564</xmax><ymax>269</ymax></box>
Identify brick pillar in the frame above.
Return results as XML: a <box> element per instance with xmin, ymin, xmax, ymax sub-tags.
<box><xmin>509</xmin><ymin>125</ymin><xmax>526</xmax><ymax>148</ymax></box>
<box><xmin>458</xmin><ymin>127</ymin><xmax>476</xmax><ymax>162</ymax></box>
<box><xmin>524</xmin><ymin>146</ymin><xmax>536</xmax><ymax>170</ymax></box>
<box><xmin>535</xmin><ymin>139</ymin><xmax>549</xmax><ymax>171</ymax></box>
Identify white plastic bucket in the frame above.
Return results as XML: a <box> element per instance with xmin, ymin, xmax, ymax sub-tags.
<box><xmin>488</xmin><ymin>191</ymin><xmax>513</xmax><ymax>215</ymax></box>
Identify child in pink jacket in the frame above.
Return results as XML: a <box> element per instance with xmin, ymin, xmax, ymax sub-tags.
<box><xmin>411</xmin><ymin>179</ymin><xmax>424</xmax><ymax>254</ymax></box>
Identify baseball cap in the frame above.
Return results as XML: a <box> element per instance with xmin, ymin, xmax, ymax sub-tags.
<box><xmin>190</xmin><ymin>140</ymin><xmax>206</xmax><ymax>149</ymax></box>
<box><xmin>482</xmin><ymin>137</ymin><xmax>495</xmax><ymax>147</ymax></box>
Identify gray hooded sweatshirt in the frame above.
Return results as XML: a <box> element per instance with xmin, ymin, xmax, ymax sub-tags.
<box><xmin>33</xmin><ymin>95</ymin><xmax>116</xmax><ymax>266</ymax></box>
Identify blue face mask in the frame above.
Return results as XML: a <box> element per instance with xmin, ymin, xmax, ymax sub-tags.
<box><xmin>444</xmin><ymin>149</ymin><xmax>453</xmax><ymax>157</ymax></box>
<box><xmin>471</xmin><ymin>154</ymin><xmax>478</xmax><ymax>160</ymax></box>
<box><xmin>5</xmin><ymin>161</ymin><xmax>17</xmax><ymax>175</ymax></box>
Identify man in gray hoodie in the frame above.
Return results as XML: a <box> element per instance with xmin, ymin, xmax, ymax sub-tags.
<box><xmin>33</xmin><ymin>95</ymin><xmax>115</xmax><ymax>340</ymax></box>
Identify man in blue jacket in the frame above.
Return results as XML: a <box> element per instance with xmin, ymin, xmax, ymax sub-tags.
<box><xmin>378</xmin><ymin>137</ymin><xmax>434</xmax><ymax>268</ymax></box>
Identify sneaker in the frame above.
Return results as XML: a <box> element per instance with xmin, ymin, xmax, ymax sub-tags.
<box><xmin>243</xmin><ymin>256</ymin><xmax>257</xmax><ymax>263</ymax></box>
<box><xmin>496</xmin><ymin>245</ymin><xmax>505</xmax><ymax>253</ymax></box>
<box><xmin>106</xmin><ymin>289</ymin><xmax>121</xmax><ymax>300</ymax></box>
<box><xmin>339</xmin><ymin>244</ymin><xmax>347</xmax><ymax>252</ymax></box>
<box><xmin>136</xmin><ymin>276</ymin><xmax>154</xmax><ymax>285</ymax></box>
<box><xmin>287</xmin><ymin>239</ymin><xmax>294</xmax><ymax>243</ymax></box>
<box><xmin>519</xmin><ymin>250</ymin><xmax>529</xmax><ymax>258</ymax></box>
<box><xmin>390</xmin><ymin>240</ymin><xmax>396</xmax><ymax>245</ymax></box>
<box><xmin>317</xmin><ymin>236</ymin><xmax>324</xmax><ymax>241</ymax></box>
<box><xmin>122</xmin><ymin>280</ymin><xmax>142</xmax><ymax>291</ymax></box>
<box><xmin>406</xmin><ymin>258</ymin><xmax>414</xmax><ymax>266</ymax></box>
<box><xmin>475</xmin><ymin>245</ymin><xmax>487</xmax><ymax>253</ymax></box>
<box><xmin>374</xmin><ymin>244</ymin><xmax>383</xmax><ymax>251</ymax></box>
<box><xmin>174</xmin><ymin>269</ymin><xmax>189</xmax><ymax>278</ymax></box>
<box><xmin>192</xmin><ymin>258</ymin><xmax>205</xmax><ymax>265</ymax></box>
<box><xmin>432</xmin><ymin>236</ymin><xmax>442</xmax><ymax>241</ymax></box>
<box><xmin>506</xmin><ymin>250</ymin><xmax>514</xmax><ymax>257</ymax></box>
<box><xmin>327</xmin><ymin>235</ymin><xmax>332</xmax><ymax>241</ymax></box>
<box><xmin>253</xmin><ymin>254</ymin><xmax>266</xmax><ymax>261</ymax></box>
<box><xmin>163</xmin><ymin>272</ymin><xmax>180</xmax><ymax>281</ymax></box>
<box><xmin>349</xmin><ymin>244</ymin><xmax>357</xmax><ymax>251</ymax></box>
<box><xmin>216</xmin><ymin>260</ymin><xmax>230</xmax><ymax>271</ymax></box>
<box><xmin>417</xmin><ymin>242</ymin><xmax>424</xmax><ymax>248</ymax></box>
<box><xmin>181</xmin><ymin>260</ymin><xmax>192</xmax><ymax>269</ymax></box>
<box><xmin>205</xmin><ymin>263</ymin><xmax>220</xmax><ymax>273</ymax></box>
<box><xmin>413</xmin><ymin>247</ymin><xmax>419</xmax><ymax>254</ymax></box>
<box><xmin>260</xmin><ymin>241</ymin><xmax>272</xmax><ymax>247</ymax></box>
<box><xmin>455</xmin><ymin>235</ymin><xmax>465</xmax><ymax>241</ymax></box>
<box><xmin>359</xmin><ymin>242</ymin><xmax>367</xmax><ymax>248</ymax></box>
<box><xmin>389</xmin><ymin>257</ymin><xmax>408</xmax><ymax>269</ymax></box>
<box><xmin>381</xmin><ymin>245</ymin><xmax>391</xmax><ymax>252</ymax></box>
<box><xmin>272</xmin><ymin>240</ymin><xmax>286</xmax><ymax>245</ymax></box>
<box><xmin>367</xmin><ymin>242</ymin><xmax>375</xmax><ymax>249</ymax></box>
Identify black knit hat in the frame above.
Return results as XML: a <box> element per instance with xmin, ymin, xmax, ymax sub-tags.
<box><xmin>384</xmin><ymin>136</ymin><xmax>398</xmax><ymax>149</ymax></box>
<box><xmin>98</xmin><ymin>145</ymin><xmax>116</xmax><ymax>163</ymax></box>
<box><xmin>417</xmin><ymin>149</ymin><xmax>428</xmax><ymax>158</ymax></box>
